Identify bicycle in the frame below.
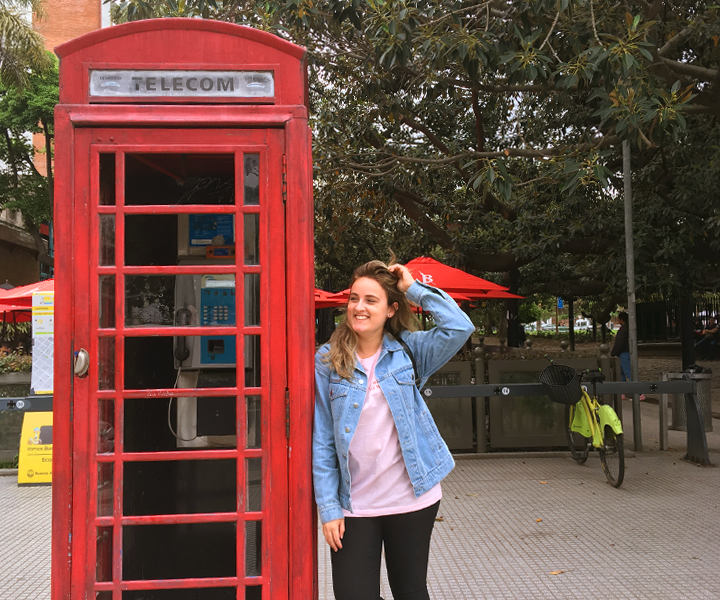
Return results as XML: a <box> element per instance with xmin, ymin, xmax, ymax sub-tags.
<box><xmin>539</xmin><ymin>361</ymin><xmax>625</xmax><ymax>488</ymax></box>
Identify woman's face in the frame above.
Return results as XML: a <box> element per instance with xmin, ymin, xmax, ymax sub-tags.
<box><xmin>347</xmin><ymin>277</ymin><xmax>397</xmax><ymax>340</ymax></box>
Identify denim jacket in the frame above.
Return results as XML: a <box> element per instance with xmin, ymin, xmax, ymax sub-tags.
<box><xmin>313</xmin><ymin>281</ymin><xmax>475</xmax><ymax>524</ymax></box>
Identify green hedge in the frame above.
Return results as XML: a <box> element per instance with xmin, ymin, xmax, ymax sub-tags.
<box><xmin>0</xmin><ymin>350</ymin><xmax>32</xmax><ymax>374</ymax></box>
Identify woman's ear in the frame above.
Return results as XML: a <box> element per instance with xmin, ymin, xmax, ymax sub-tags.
<box><xmin>388</xmin><ymin>302</ymin><xmax>399</xmax><ymax>318</ymax></box>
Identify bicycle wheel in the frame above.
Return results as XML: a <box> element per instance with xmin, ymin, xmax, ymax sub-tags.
<box><xmin>564</xmin><ymin>403</ymin><xmax>589</xmax><ymax>464</ymax></box>
<box><xmin>599</xmin><ymin>426</ymin><xmax>625</xmax><ymax>488</ymax></box>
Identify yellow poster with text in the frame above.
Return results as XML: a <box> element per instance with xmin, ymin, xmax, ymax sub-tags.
<box><xmin>18</xmin><ymin>412</ymin><xmax>53</xmax><ymax>485</ymax></box>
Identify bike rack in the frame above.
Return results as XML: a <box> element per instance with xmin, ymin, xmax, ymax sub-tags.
<box><xmin>1</xmin><ymin>395</ymin><xmax>53</xmax><ymax>412</ymax></box>
<box><xmin>422</xmin><ymin>380</ymin><xmax>711</xmax><ymax>467</ymax></box>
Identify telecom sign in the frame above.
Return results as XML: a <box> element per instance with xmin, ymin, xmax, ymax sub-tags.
<box><xmin>89</xmin><ymin>69</ymin><xmax>275</xmax><ymax>99</ymax></box>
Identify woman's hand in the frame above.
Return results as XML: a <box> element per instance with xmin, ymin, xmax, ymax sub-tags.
<box><xmin>322</xmin><ymin>518</ymin><xmax>345</xmax><ymax>552</ymax></box>
<box><xmin>389</xmin><ymin>264</ymin><xmax>415</xmax><ymax>294</ymax></box>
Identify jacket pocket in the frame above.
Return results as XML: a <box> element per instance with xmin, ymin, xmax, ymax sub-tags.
<box><xmin>329</xmin><ymin>383</ymin><xmax>349</xmax><ymax>422</ymax></box>
<box><xmin>392</xmin><ymin>367</ymin><xmax>417</xmax><ymax>410</ymax></box>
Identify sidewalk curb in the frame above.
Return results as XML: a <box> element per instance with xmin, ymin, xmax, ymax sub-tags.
<box><xmin>0</xmin><ymin>469</ymin><xmax>18</xmax><ymax>477</ymax></box>
<box><xmin>455</xmin><ymin>450</ymin><xmax>636</xmax><ymax>460</ymax></box>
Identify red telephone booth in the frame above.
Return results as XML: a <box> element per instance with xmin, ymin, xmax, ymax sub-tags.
<box><xmin>52</xmin><ymin>20</ymin><xmax>315</xmax><ymax>600</ymax></box>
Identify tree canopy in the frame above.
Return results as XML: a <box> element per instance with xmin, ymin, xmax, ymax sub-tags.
<box><xmin>113</xmin><ymin>1</ymin><xmax>720</xmax><ymax>300</ymax></box>
<box><xmin>0</xmin><ymin>0</ymin><xmax>51</xmax><ymax>89</ymax></box>
<box><xmin>0</xmin><ymin>52</ymin><xmax>57</xmax><ymax>266</ymax></box>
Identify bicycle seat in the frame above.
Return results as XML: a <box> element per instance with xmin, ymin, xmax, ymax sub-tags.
<box><xmin>582</xmin><ymin>370</ymin><xmax>605</xmax><ymax>384</ymax></box>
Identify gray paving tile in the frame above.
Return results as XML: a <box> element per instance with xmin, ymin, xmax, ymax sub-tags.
<box><xmin>2</xmin><ymin>402</ymin><xmax>719</xmax><ymax>600</ymax></box>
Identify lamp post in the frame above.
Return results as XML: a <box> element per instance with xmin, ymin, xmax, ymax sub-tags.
<box><xmin>623</xmin><ymin>139</ymin><xmax>642</xmax><ymax>452</ymax></box>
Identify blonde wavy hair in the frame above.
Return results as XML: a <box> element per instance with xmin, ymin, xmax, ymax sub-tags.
<box><xmin>325</xmin><ymin>257</ymin><xmax>420</xmax><ymax>380</ymax></box>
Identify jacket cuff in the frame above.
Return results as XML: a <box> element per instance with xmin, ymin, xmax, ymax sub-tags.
<box><xmin>318</xmin><ymin>503</ymin><xmax>344</xmax><ymax>524</ymax></box>
<box><xmin>405</xmin><ymin>280</ymin><xmax>443</xmax><ymax>304</ymax></box>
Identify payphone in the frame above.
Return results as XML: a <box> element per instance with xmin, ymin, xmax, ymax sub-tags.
<box><xmin>52</xmin><ymin>19</ymin><xmax>315</xmax><ymax>600</ymax></box>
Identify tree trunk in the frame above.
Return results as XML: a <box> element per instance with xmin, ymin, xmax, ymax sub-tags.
<box><xmin>568</xmin><ymin>298</ymin><xmax>575</xmax><ymax>351</ymax></box>
<box><xmin>505</xmin><ymin>269</ymin><xmax>520</xmax><ymax>347</ymax></box>
<box><xmin>679</xmin><ymin>297</ymin><xmax>695</xmax><ymax>369</ymax></box>
<box><xmin>42</xmin><ymin>120</ymin><xmax>54</xmax><ymax>211</ymax></box>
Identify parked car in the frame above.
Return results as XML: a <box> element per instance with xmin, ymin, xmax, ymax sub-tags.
<box><xmin>574</xmin><ymin>319</ymin><xmax>592</xmax><ymax>331</ymax></box>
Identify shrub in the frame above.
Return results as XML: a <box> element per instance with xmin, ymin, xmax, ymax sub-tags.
<box><xmin>0</xmin><ymin>348</ymin><xmax>32</xmax><ymax>374</ymax></box>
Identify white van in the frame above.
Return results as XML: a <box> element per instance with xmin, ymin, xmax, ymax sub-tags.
<box><xmin>575</xmin><ymin>319</ymin><xmax>591</xmax><ymax>331</ymax></box>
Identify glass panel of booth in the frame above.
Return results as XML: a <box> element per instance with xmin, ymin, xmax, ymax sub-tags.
<box><xmin>90</xmin><ymin>142</ymin><xmax>275</xmax><ymax>596</ymax></box>
<box><xmin>125</xmin><ymin>153</ymin><xmax>236</xmax><ymax>205</ymax></box>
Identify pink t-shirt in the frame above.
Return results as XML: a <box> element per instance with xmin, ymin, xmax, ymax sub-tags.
<box><xmin>343</xmin><ymin>348</ymin><xmax>441</xmax><ymax>518</ymax></box>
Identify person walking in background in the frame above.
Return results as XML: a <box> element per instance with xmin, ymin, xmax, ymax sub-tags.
<box><xmin>693</xmin><ymin>318</ymin><xmax>705</xmax><ymax>343</ymax></box>
<box><xmin>611</xmin><ymin>311</ymin><xmax>644</xmax><ymax>400</ymax></box>
<box><xmin>313</xmin><ymin>258</ymin><xmax>474</xmax><ymax>600</ymax></box>
<box><xmin>694</xmin><ymin>317</ymin><xmax>719</xmax><ymax>361</ymax></box>
<box><xmin>611</xmin><ymin>312</ymin><xmax>631</xmax><ymax>381</ymax></box>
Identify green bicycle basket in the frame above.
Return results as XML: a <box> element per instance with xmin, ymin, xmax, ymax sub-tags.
<box><xmin>539</xmin><ymin>364</ymin><xmax>583</xmax><ymax>405</ymax></box>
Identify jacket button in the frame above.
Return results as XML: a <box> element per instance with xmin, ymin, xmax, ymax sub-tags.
<box><xmin>353</xmin><ymin>403</ymin><xmax>359</xmax><ymax>408</ymax></box>
<box><xmin>358</xmin><ymin>379</ymin><xmax>364</xmax><ymax>385</ymax></box>
<box><xmin>342</xmin><ymin>453</ymin><xmax>347</xmax><ymax>458</ymax></box>
<box><xmin>345</xmin><ymin>427</ymin><xmax>350</xmax><ymax>433</ymax></box>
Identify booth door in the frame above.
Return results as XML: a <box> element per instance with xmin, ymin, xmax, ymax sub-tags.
<box><xmin>71</xmin><ymin>128</ymin><xmax>287</xmax><ymax>600</ymax></box>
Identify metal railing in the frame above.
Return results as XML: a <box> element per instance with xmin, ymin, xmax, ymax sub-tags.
<box><xmin>2</xmin><ymin>382</ymin><xmax>711</xmax><ymax>466</ymax></box>
<box><xmin>423</xmin><ymin>380</ymin><xmax>711</xmax><ymax>466</ymax></box>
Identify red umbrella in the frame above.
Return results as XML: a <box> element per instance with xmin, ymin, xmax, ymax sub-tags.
<box><xmin>1</xmin><ymin>305</ymin><xmax>32</xmax><ymax>323</ymax></box>
<box><xmin>0</xmin><ymin>279</ymin><xmax>54</xmax><ymax>309</ymax></box>
<box><xmin>315</xmin><ymin>289</ymin><xmax>347</xmax><ymax>309</ymax></box>
<box><xmin>405</xmin><ymin>257</ymin><xmax>507</xmax><ymax>294</ymax></box>
<box><xmin>474</xmin><ymin>290</ymin><xmax>525</xmax><ymax>299</ymax></box>
<box><xmin>327</xmin><ymin>288</ymin><xmax>473</xmax><ymax>305</ymax></box>
<box><xmin>324</xmin><ymin>258</ymin><xmax>518</xmax><ymax>306</ymax></box>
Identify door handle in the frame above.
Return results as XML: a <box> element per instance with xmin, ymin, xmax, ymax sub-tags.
<box><xmin>74</xmin><ymin>348</ymin><xmax>90</xmax><ymax>377</ymax></box>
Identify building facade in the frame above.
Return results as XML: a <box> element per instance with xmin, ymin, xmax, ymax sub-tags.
<box><xmin>0</xmin><ymin>0</ymin><xmax>110</xmax><ymax>286</ymax></box>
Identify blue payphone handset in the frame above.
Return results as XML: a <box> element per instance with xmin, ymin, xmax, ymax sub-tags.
<box><xmin>173</xmin><ymin>272</ymin><xmax>236</xmax><ymax>368</ymax></box>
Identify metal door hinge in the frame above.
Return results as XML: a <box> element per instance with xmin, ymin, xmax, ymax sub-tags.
<box><xmin>282</xmin><ymin>154</ymin><xmax>287</xmax><ymax>204</ymax></box>
<box><xmin>285</xmin><ymin>388</ymin><xmax>290</xmax><ymax>439</ymax></box>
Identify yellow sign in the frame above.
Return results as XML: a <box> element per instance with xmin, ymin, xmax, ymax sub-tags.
<box><xmin>18</xmin><ymin>412</ymin><xmax>53</xmax><ymax>485</ymax></box>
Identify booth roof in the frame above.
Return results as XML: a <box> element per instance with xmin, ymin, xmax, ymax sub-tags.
<box><xmin>54</xmin><ymin>18</ymin><xmax>306</xmax><ymax>60</ymax></box>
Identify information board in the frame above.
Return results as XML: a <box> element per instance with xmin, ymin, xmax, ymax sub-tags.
<box><xmin>31</xmin><ymin>291</ymin><xmax>54</xmax><ymax>395</ymax></box>
<box><xmin>17</xmin><ymin>411</ymin><xmax>53</xmax><ymax>485</ymax></box>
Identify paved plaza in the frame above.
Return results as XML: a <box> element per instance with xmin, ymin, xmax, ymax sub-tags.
<box><xmin>2</xmin><ymin>401</ymin><xmax>719</xmax><ymax>600</ymax></box>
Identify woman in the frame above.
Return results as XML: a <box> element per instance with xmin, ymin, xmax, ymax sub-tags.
<box><xmin>313</xmin><ymin>259</ymin><xmax>475</xmax><ymax>600</ymax></box>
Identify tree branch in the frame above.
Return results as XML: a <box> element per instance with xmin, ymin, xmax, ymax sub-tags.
<box><xmin>398</xmin><ymin>114</ymin><xmax>452</xmax><ymax>154</ymax></box>
<box><xmin>589</xmin><ymin>1</ymin><xmax>605</xmax><ymax>48</ymax></box>
<box><xmin>636</xmin><ymin>0</ymin><xmax>663</xmax><ymax>19</ymax></box>
<box><xmin>392</xmin><ymin>187</ymin><xmax>456</xmax><ymax>249</ymax></box>
<box><xmin>471</xmin><ymin>89</ymin><xmax>485</xmax><ymax>163</ymax></box>
<box><xmin>659</xmin><ymin>57</ymin><xmax>718</xmax><ymax>82</ymax></box>
<box><xmin>392</xmin><ymin>184</ymin><xmax>615</xmax><ymax>275</ymax></box>
<box><xmin>658</xmin><ymin>27</ymin><xmax>693</xmax><ymax>57</ymax></box>
<box><xmin>539</xmin><ymin>11</ymin><xmax>560</xmax><ymax>52</ymax></box>
<box><xmin>644</xmin><ymin>0</ymin><xmax>664</xmax><ymax>20</ymax></box>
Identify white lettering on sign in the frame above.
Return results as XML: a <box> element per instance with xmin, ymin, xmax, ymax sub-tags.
<box><xmin>418</xmin><ymin>271</ymin><xmax>434</xmax><ymax>284</ymax></box>
<box><xmin>89</xmin><ymin>70</ymin><xmax>274</xmax><ymax>99</ymax></box>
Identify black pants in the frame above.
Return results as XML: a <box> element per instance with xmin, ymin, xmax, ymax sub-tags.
<box><xmin>331</xmin><ymin>501</ymin><xmax>440</xmax><ymax>600</ymax></box>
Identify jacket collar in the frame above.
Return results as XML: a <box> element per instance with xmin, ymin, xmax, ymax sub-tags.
<box><xmin>382</xmin><ymin>332</ymin><xmax>404</xmax><ymax>352</ymax></box>
<box><xmin>354</xmin><ymin>333</ymin><xmax>404</xmax><ymax>375</ymax></box>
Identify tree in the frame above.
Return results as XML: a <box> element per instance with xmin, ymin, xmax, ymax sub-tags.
<box><xmin>0</xmin><ymin>0</ymin><xmax>51</xmax><ymax>89</ymax></box>
<box><xmin>0</xmin><ymin>52</ymin><xmax>58</xmax><ymax>267</ymax></box>
<box><xmin>112</xmin><ymin>1</ymin><xmax>720</xmax><ymax>301</ymax></box>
